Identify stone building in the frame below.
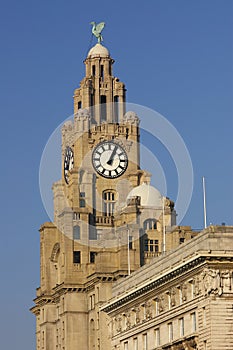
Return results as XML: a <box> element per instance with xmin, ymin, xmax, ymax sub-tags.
<box><xmin>31</xmin><ymin>40</ymin><xmax>233</xmax><ymax>350</ymax></box>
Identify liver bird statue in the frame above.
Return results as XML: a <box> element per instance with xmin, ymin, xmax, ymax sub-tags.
<box><xmin>90</xmin><ymin>21</ymin><xmax>105</xmax><ymax>43</ymax></box>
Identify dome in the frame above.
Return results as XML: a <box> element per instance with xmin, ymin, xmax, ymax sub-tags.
<box><xmin>127</xmin><ymin>183</ymin><xmax>162</xmax><ymax>208</ymax></box>
<box><xmin>87</xmin><ymin>43</ymin><xmax>110</xmax><ymax>58</ymax></box>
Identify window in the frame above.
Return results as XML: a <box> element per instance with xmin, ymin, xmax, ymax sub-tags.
<box><xmin>129</xmin><ymin>236</ymin><xmax>133</xmax><ymax>250</ymax></box>
<box><xmin>143</xmin><ymin>333</ymin><xmax>148</xmax><ymax>350</ymax></box>
<box><xmin>133</xmin><ymin>338</ymin><xmax>138</xmax><ymax>350</ymax></box>
<box><xmin>100</xmin><ymin>64</ymin><xmax>104</xmax><ymax>79</ymax></box>
<box><xmin>155</xmin><ymin>328</ymin><xmax>160</xmax><ymax>346</ymax></box>
<box><xmin>114</xmin><ymin>95</ymin><xmax>119</xmax><ymax>120</ymax></box>
<box><xmin>203</xmin><ymin>307</ymin><xmax>206</xmax><ymax>326</ymax></box>
<box><xmin>73</xmin><ymin>225</ymin><xmax>80</xmax><ymax>240</ymax></box>
<box><xmin>145</xmin><ymin>239</ymin><xmax>159</xmax><ymax>252</ymax></box>
<box><xmin>80</xmin><ymin>192</ymin><xmax>85</xmax><ymax>208</ymax></box>
<box><xmin>124</xmin><ymin>342</ymin><xmax>128</xmax><ymax>350</ymax></box>
<box><xmin>179</xmin><ymin>237</ymin><xmax>185</xmax><ymax>244</ymax></box>
<box><xmin>90</xmin><ymin>252</ymin><xmax>96</xmax><ymax>263</ymax></box>
<box><xmin>179</xmin><ymin>317</ymin><xmax>184</xmax><ymax>336</ymax></box>
<box><xmin>78</xmin><ymin>101</ymin><xmax>82</xmax><ymax>109</ymax></box>
<box><xmin>168</xmin><ymin>322</ymin><xmax>173</xmax><ymax>342</ymax></box>
<box><xmin>191</xmin><ymin>312</ymin><xmax>197</xmax><ymax>332</ymax></box>
<box><xmin>103</xmin><ymin>191</ymin><xmax>116</xmax><ymax>216</ymax></box>
<box><xmin>100</xmin><ymin>95</ymin><xmax>107</xmax><ymax>121</ymax></box>
<box><xmin>92</xmin><ymin>65</ymin><xmax>96</xmax><ymax>76</ymax></box>
<box><xmin>73</xmin><ymin>251</ymin><xmax>81</xmax><ymax>264</ymax></box>
<box><xmin>143</xmin><ymin>219</ymin><xmax>157</xmax><ymax>230</ymax></box>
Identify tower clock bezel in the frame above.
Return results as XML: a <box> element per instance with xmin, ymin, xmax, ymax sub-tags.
<box><xmin>92</xmin><ymin>140</ymin><xmax>128</xmax><ymax>179</ymax></box>
<box><xmin>64</xmin><ymin>146</ymin><xmax>74</xmax><ymax>184</ymax></box>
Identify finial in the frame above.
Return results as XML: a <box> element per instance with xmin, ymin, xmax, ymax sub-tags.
<box><xmin>90</xmin><ymin>21</ymin><xmax>105</xmax><ymax>43</ymax></box>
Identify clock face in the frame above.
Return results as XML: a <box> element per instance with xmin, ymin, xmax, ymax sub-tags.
<box><xmin>64</xmin><ymin>147</ymin><xmax>74</xmax><ymax>184</ymax></box>
<box><xmin>92</xmin><ymin>141</ymin><xmax>128</xmax><ymax>178</ymax></box>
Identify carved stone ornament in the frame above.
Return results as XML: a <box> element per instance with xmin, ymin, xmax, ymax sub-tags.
<box><xmin>201</xmin><ymin>268</ymin><xmax>222</xmax><ymax>296</ymax></box>
<box><xmin>123</xmin><ymin>111</ymin><xmax>140</xmax><ymax>125</ymax></box>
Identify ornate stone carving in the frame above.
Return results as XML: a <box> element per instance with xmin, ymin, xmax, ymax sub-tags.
<box><xmin>201</xmin><ymin>268</ymin><xmax>222</xmax><ymax>296</ymax></box>
<box><xmin>221</xmin><ymin>270</ymin><xmax>232</xmax><ymax>293</ymax></box>
<box><xmin>170</xmin><ymin>287</ymin><xmax>176</xmax><ymax>307</ymax></box>
<box><xmin>123</xmin><ymin>111</ymin><xmax>140</xmax><ymax>125</ymax></box>
<box><xmin>158</xmin><ymin>295</ymin><xmax>165</xmax><ymax>312</ymax></box>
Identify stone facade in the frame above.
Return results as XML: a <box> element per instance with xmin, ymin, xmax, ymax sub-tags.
<box><xmin>31</xmin><ymin>42</ymin><xmax>233</xmax><ymax>350</ymax></box>
<box><xmin>102</xmin><ymin>225</ymin><xmax>233</xmax><ymax>350</ymax></box>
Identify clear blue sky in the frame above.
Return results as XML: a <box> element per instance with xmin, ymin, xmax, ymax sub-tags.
<box><xmin>0</xmin><ymin>0</ymin><xmax>232</xmax><ymax>348</ymax></box>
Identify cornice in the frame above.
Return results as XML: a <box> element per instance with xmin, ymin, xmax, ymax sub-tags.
<box><xmin>101</xmin><ymin>253</ymin><xmax>233</xmax><ymax>313</ymax></box>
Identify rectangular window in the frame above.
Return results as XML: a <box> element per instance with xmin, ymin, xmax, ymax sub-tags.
<box><xmin>92</xmin><ymin>65</ymin><xmax>96</xmax><ymax>76</ymax></box>
<box><xmin>100</xmin><ymin>95</ymin><xmax>107</xmax><ymax>121</ymax></box>
<box><xmin>191</xmin><ymin>312</ymin><xmax>197</xmax><ymax>332</ymax></box>
<box><xmin>73</xmin><ymin>225</ymin><xmax>80</xmax><ymax>240</ymax></box>
<box><xmin>78</xmin><ymin>101</ymin><xmax>82</xmax><ymax>109</ymax></box>
<box><xmin>155</xmin><ymin>299</ymin><xmax>159</xmax><ymax>316</ymax></box>
<box><xmin>129</xmin><ymin>236</ymin><xmax>133</xmax><ymax>250</ymax></box>
<box><xmin>90</xmin><ymin>252</ymin><xmax>96</xmax><ymax>263</ymax></box>
<box><xmin>168</xmin><ymin>322</ymin><xmax>173</xmax><ymax>342</ymax></box>
<box><xmin>100</xmin><ymin>65</ymin><xmax>104</xmax><ymax>79</ymax></box>
<box><xmin>143</xmin><ymin>333</ymin><xmax>147</xmax><ymax>350</ymax></box>
<box><xmin>203</xmin><ymin>307</ymin><xmax>206</xmax><ymax>326</ymax></box>
<box><xmin>155</xmin><ymin>328</ymin><xmax>160</xmax><ymax>346</ymax></box>
<box><xmin>114</xmin><ymin>95</ymin><xmax>119</xmax><ymax>120</ymax></box>
<box><xmin>144</xmin><ymin>239</ymin><xmax>149</xmax><ymax>251</ymax></box>
<box><xmin>124</xmin><ymin>342</ymin><xmax>128</xmax><ymax>350</ymax></box>
<box><xmin>73</xmin><ymin>251</ymin><xmax>81</xmax><ymax>264</ymax></box>
<box><xmin>180</xmin><ymin>317</ymin><xmax>184</xmax><ymax>336</ymax></box>
<box><xmin>133</xmin><ymin>338</ymin><xmax>138</xmax><ymax>350</ymax></box>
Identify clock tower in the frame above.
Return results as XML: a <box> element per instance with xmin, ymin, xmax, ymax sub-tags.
<box><xmin>31</xmin><ymin>40</ymin><xmax>191</xmax><ymax>350</ymax></box>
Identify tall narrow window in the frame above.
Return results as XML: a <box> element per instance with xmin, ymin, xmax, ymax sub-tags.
<box><xmin>103</xmin><ymin>191</ymin><xmax>116</xmax><ymax>216</ymax></box>
<box><xmin>90</xmin><ymin>252</ymin><xmax>96</xmax><ymax>263</ymax></box>
<box><xmin>73</xmin><ymin>225</ymin><xmax>80</xmax><ymax>240</ymax></box>
<box><xmin>90</xmin><ymin>93</ymin><xmax>94</xmax><ymax>107</ymax></box>
<box><xmin>191</xmin><ymin>312</ymin><xmax>197</xmax><ymax>332</ymax></box>
<box><xmin>100</xmin><ymin>65</ymin><xmax>104</xmax><ymax>79</ymax></box>
<box><xmin>133</xmin><ymin>338</ymin><xmax>138</xmax><ymax>350</ymax></box>
<box><xmin>73</xmin><ymin>251</ymin><xmax>81</xmax><ymax>264</ymax></box>
<box><xmin>179</xmin><ymin>317</ymin><xmax>184</xmax><ymax>336</ymax></box>
<box><xmin>155</xmin><ymin>328</ymin><xmax>160</xmax><ymax>346</ymax></box>
<box><xmin>92</xmin><ymin>65</ymin><xmax>96</xmax><ymax>76</ymax></box>
<box><xmin>78</xmin><ymin>101</ymin><xmax>82</xmax><ymax>109</ymax></box>
<box><xmin>168</xmin><ymin>322</ymin><xmax>173</xmax><ymax>342</ymax></box>
<box><xmin>143</xmin><ymin>333</ymin><xmax>148</xmax><ymax>350</ymax></box>
<box><xmin>100</xmin><ymin>95</ymin><xmax>107</xmax><ymax>121</ymax></box>
<box><xmin>203</xmin><ymin>307</ymin><xmax>206</xmax><ymax>326</ymax></box>
<box><xmin>114</xmin><ymin>95</ymin><xmax>119</xmax><ymax>120</ymax></box>
<box><xmin>124</xmin><ymin>342</ymin><xmax>128</xmax><ymax>350</ymax></box>
<box><xmin>129</xmin><ymin>236</ymin><xmax>133</xmax><ymax>250</ymax></box>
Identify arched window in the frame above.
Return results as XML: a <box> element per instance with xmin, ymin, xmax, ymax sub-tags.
<box><xmin>143</xmin><ymin>218</ymin><xmax>157</xmax><ymax>231</ymax></box>
<box><xmin>73</xmin><ymin>225</ymin><xmax>80</xmax><ymax>240</ymax></box>
<box><xmin>103</xmin><ymin>190</ymin><xmax>116</xmax><ymax>216</ymax></box>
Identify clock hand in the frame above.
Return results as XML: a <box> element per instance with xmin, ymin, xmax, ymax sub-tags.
<box><xmin>107</xmin><ymin>146</ymin><xmax>118</xmax><ymax>165</ymax></box>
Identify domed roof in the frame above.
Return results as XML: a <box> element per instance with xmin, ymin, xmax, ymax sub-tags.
<box><xmin>87</xmin><ymin>43</ymin><xmax>110</xmax><ymax>58</ymax></box>
<box><xmin>127</xmin><ymin>183</ymin><xmax>162</xmax><ymax>208</ymax></box>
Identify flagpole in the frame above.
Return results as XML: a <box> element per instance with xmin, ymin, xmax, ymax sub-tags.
<box><xmin>162</xmin><ymin>196</ymin><xmax>166</xmax><ymax>254</ymax></box>
<box><xmin>202</xmin><ymin>177</ymin><xmax>207</xmax><ymax>229</ymax></box>
<box><xmin>127</xmin><ymin>227</ymin><xmax>131</xmax><ymax>276</ymax></box>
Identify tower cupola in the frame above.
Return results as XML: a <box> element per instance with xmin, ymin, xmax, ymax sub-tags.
<box><xmin>73</xmin><ymin>42</ymin><xmax>126</xmax><ymax>124</ymax></box>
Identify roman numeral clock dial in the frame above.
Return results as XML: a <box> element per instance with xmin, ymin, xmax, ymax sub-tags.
<box><xmin>64</xmin><ymin>146</ymin><xmax>74</xmax><ymax>184</ymax></box>
<box><xmin>92</xmin><ymin>141</ymin><xmax>128</xmax><ymax>178</ymax></box>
